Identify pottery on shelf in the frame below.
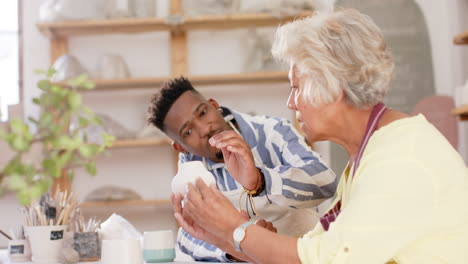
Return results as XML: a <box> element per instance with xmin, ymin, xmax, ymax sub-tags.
<box><xmin>51</xmin><ymin>54</ymin><xmax>89</xmax><ymax>82</ymax></box>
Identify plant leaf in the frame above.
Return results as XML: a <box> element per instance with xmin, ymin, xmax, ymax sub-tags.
<box><xmin>18</xmin><ymin>190</ymin><xmax>31</xmax><ymax>206</ymax></box>
<box><xmin>6</xmin><ymin>174</ymin><xmax>27</xmax><ymax>191</ymax></box>
<box><xmin>85</xmin><ymin>162</ymin><xmax>96</xmax><ymax>176</ymax></box>
<box><xmin>37</xmin><ymin>80</ymin><xmax>51</xmax><ymax>91</ymax></box>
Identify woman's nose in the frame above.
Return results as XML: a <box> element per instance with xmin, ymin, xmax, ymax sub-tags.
<box><xmin>287</xmin><ymin>90</ymin><xmax>297</xmax><ymax>110</ymax></box>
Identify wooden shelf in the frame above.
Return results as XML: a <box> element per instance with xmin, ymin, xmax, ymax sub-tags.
<box><xmin>80</xmin><ymin>71</ymin><xmax>289</xmax><ymax>90</ymax></box>
<box><xmin>191</xmin><ymin>71</ymin><xmax>289</xmax><ymax>85</ymax></box>
<box><xmin>37</xmin><ymin>17</ymin><xmax>170</xmax><ymax>38</ymax></box>
<box><xmin>454</xmin><ymin>31</ymin><xmax>468</xmax><ymax>45</ymax></box>
<box><xmin>110</xmin><ymin>138</ymin><xmax>171</xmax><ymax>148</ymax></box>
<box><xmin>181</xmin><ymin>12</ymin><xmax>312</xmax><ymax>31</ymax></box>
<box><xmin>92</xmin><ymin>77</ymin><xmax>168</xmax><ymax>90</ymax></box>
<box><xmin>37</xmin><ymin>12</ymin><xmax>313</xmax><ymax>38</ymax></box>
<box><xmin>451</xmin><ymin>105</ymin><xmax>468</xmax><ymax>121</ymax></box>
<box><xmin>80</xmin><ymin>199</ymin><xmax>171</xmax><ymax>208</ymax></box>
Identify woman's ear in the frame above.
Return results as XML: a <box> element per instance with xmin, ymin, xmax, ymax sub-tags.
<box><xmin>334</xmin><ymin>89</ymin><xmax>345</xmax><ymax>105</ymax></box>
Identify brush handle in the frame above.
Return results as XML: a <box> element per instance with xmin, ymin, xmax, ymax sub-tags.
<box><xmin>0</xmin><ymin>230</ymin><xmax>12</xmax><ymax>240</ymax></box>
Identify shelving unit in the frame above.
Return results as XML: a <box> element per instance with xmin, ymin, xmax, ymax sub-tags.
<box><xmin>68</xmin><ymin>71</ymin><xmax>289</xmax><ymax>91</ymax></box>
<box><xmin>452</xmin><ymin>31</ymin><xmax>468</xmax><ymax>121</ymax></box>
<box><xmin>451</xmin><ymin>105</ymin><xmax>468</xmax><ymax>121</ymax></box>
<box><xmin>37</xmin><ymin>0</ymin><xmax>309</xmax><ymax>205</ymax></box>
<box><xmin>37</xmin><ymin>12</ymin><xmax>311</xmax><ymax>38</ymax></box>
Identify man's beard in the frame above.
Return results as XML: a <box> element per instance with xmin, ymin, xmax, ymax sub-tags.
<box><xmin>215</xmin><ymin>151</ymin><xmax>224</xmax><ymax>160</ymax></box>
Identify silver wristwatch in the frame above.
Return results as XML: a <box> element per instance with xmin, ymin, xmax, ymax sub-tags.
<box><xmin>233</xmin><ymin>220</ymin><xmax>255</xmax><ymax>252</ymax></box>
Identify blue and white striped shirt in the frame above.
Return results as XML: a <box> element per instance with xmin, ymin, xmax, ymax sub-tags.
<box><xmin>177</xmin><ymin>107</ymin><xmax>337</xmax><ymax>262</ymax></box>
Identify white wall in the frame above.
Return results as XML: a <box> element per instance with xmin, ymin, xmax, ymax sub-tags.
<box><xmin>1</xmin><ymin>0</ymin><xmax>467</xmax><ymax>248</ymax></box>
<box><xmin>414</xmin><ymin>0</ymin><xmax>468</xmax><ymax>160</ymax></box>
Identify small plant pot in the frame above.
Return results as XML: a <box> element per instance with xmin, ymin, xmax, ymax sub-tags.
<box><xmin>73</xmin><ymin>231</ymin><xmax>100</xmax><ymax>261</ymax></box>
<box><xmin>25</xmin><ymin>225</ymin><xmax>66</xmax><ymax>264</ymax></box>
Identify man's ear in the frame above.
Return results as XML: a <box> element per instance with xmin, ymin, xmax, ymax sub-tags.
<box><xmin>172</xmin><ymin>142</ymin><xmax>186</xmax><ymax>153</ymax></box>
<box><xmin>208</xmin><ymin>98</ymin><xmax>220</xmax><ymax>109</ymax></box>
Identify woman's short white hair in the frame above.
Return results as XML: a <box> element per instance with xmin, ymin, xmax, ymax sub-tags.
<box><xmin>272</xmin><ymin>8</ymin><xmax>394</xmax><ymax>108</ymax></box>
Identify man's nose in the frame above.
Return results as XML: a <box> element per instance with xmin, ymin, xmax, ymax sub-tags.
<box><xmin>195</xmin><ymin>121</ymin><xmax>212</xmax><ymax>138</ymax></box>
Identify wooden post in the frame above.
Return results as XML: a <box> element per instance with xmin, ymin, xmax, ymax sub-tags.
<box><xmin>52</xmin><ymin>171</ymin><xmax>72</xmax><ymax>195</ymax></box>
<box><xmin>170</xmin><ymin>0</ymin><xmax>187</xmax><ymax>76</ymax></box>
<box><xmin>50</xmin><ymin>36</ymin><xmax>71</xmax><ymax>194</ymax></box>
<box><xmin>170</xmin><ymin>33</ymin><xmax>187</xmax><ymax>76</ymax></box>
<box><xmin>50</xmin><ymin>37</ymin><xmax>69</xmax><ymax>64</ymax></box>
<box><xmin>169</xmin><ymin>0</ymin><xmax>186</xmax><ymax>173</ymax></box>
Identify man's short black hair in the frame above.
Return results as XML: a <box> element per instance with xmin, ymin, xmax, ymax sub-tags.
<box><xmin>148</xmin><ymin>76</ymin><xmax>199</xmax><ymax>131</ymax></box>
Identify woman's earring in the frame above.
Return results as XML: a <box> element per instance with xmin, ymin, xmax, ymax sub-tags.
<box><xmin>217</xmin><ymin>108</ymin><xmax>223</xmax><ymax>113</ymax></box>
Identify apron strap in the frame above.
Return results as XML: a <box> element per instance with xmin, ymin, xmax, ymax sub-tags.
<box><xmin>320</xmin><ymin>103</ymin><xmax>387</xmax><ymax>231</ymax></box>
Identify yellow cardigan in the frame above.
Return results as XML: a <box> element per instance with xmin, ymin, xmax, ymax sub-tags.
<box><xmin>297</xmin><ymin>115</ymin><xmax>468</xmax><ymax>263</ymax></box>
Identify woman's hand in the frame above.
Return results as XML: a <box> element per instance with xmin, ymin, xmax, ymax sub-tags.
<box><xmin>171</xmin><ymin>192</ymin><xmax>223</xmax><ymax>246</ymax></box>
<box><xmin>209</xmin><ymin>130</ymin><xmax>260</xmax><ymax>190</ymax></box>
<box><xmin>174</xmin><ymin>178</ymin><xmax>246</xmax><ymax>246</ymax></box>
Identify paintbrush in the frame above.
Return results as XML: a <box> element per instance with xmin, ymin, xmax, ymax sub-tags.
<box><xmin>0</xmin><ymin>230</ymin><xmax>12</xmax><ymax>240</ymax></box>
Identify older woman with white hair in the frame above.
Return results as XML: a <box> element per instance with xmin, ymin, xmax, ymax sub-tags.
<box><xmin>171</xmin><ymin>8</ymin><xmax>468</xmax><ymax>263</ymax></box>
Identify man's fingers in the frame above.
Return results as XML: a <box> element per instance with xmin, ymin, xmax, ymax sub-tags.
<box><xmin>213</xmin><ymin>138</ymin><xmax>249</xmax><ymax>150</ymax></box>
<box><xmin>223</xmin><ymin>145</ymin><xmax>250</xmax><ymax>161</ymax></box>
<box><xmin>221</xmin><ymin>147</ymin><xmax>231</xmax><ymax>160</ymax></box>
<box><xmin>255</xmin><ymin>219</ymin><xmax>267</xmax><ymax>228</ymax></box>
<box><xmin>210</xmin><ymin>130</ymin><xmax>241</xmax><ymax>142</ymax></box>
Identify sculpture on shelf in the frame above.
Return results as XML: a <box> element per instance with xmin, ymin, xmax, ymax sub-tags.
<box><xmin>137</xmin><ymin>113</ymin><xmax>168</xmax><ymax>140</ymax></box>
<box><xmin>95</xmin><ymin>54</ymin><xmax>131</xmax><ymax>80</ymax></box>
<box><xmin>38</xmin><ymin>0</ymin><xmax>108</xmax><ymax>22</ymax></box>
<box><xmin>0</xmin><ymin>70</ymin><xmax>114</xmax><ymax>205</ymax></box>
<box><xmin>85</xmin><ymin>185</ymin><xmax>142</xmax><ymax>201</ymax></box>
<box><xmin>105</xmin><ymin>0</ymin><xmax>133</xmax><ymax>18</ymax></box>
<box><xmin>237</xmin><ymin>0</ymin><xmax>336</xmax><ymax>16</ymax></box>
<box><xmin>183</xmin><ymin>0</ymin><xmax>238</xmax><ymax>16</ymax></box>
<box><xmin>52</xmin><ymin>55</ymin><xmax>89</xmax><ymax>82</ymax></box>
<box><xmin>243</xmin><ymin>29</ymin><xmax>284</xmax><ymax>73</ymax></box>
<box><xmin>131</xmin><ymin>0</ymin><xmax>157</xmax><ymax>18</ymax></box>
<box><xmin>136</xmin><ymin>124</ymin><xmax>167</xmax><ymax>139</ymax></box>
<box><xmin>78</xmin><ymin>113</ymin><xmax>135</xmax><ymax>144</ymax></box>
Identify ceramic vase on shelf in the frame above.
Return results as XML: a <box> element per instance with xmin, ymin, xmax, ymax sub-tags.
<box><xmin>25</xmin><ymin>225</ymin><xmax>67</xmax><ymax>264</ymax></box>
<box><xmin>131</xmin><ymin>0</ymin><xmax>157</xmax><ymax>17</ymax></box>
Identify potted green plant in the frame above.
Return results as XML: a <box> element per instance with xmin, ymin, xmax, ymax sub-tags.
<box><xmin>0</xmin><ymin>69</ymin><xmax>114</xmax><ymax>205</ymax></box>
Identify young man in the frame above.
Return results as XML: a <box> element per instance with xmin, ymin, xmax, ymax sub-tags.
<box><xmin>148</xmin><ymin>77</ymin><xmax>337</xmax><ymax>261</ymax></box>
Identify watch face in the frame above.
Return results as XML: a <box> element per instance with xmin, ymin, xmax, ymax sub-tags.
<box><xmin>233</xmin><ymin>227</ymin><xmax>246</xmax><ymax>242</ymax></box>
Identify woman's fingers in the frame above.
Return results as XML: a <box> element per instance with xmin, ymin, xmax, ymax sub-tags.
<box><xmin>174</xmin><ymin>212</ymin><xmax>197</xmax><ymax>236</ymax></box>
<box><xmin>195</xmin><ymin>178</ymin><xmax>215</xmax><ymax>200</ymax></box>
<box><xmin>187</xmin><ymin>183</ymin><xmax>204</xmax><ymax>205</ymax></box>
<box><xmin>171</xmin><ymin>193</ymin><xmax>183</xmax><ymax>215</ymax></box>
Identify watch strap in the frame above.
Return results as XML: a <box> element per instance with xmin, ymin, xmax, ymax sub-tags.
<box><xmin>234</xmin><ymin>220</ymin><xmax>255</xmax><ymax>252</ymax></box>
